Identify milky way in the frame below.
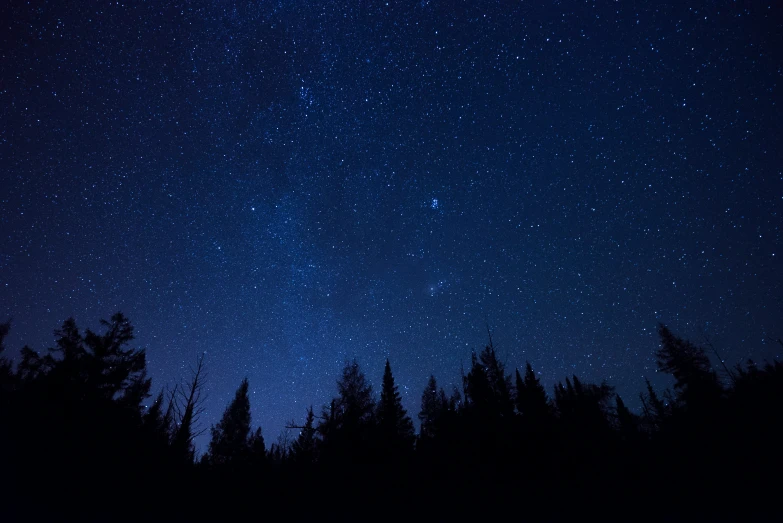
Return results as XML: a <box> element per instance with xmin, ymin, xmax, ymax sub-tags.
<box><xmin>1</xmin><ymin>1</ymin><xmax>781</xmax><ymax>448</ymax></box>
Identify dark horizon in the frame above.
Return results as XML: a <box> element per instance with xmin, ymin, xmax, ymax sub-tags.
<box><xmin>1</xmin><ymin>312</ymin><xmax>780</xmax><ymax>520</ymax></box>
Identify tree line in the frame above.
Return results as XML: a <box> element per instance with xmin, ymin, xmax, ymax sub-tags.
<box><xmin>0</xmin><ymin>314</ymin><xmax>780</xmax><ymax>520</ymax></box>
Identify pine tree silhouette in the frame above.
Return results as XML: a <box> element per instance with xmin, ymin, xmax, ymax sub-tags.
<box><xmin>318</xmin><ymin>359</ymin><xmax>375</xmax><ymax>463</ymax></box>
<box><xmin>248</xmin><ymin>426</ymin><xmax>266</xmax><ymax>466</ymax></box>
<box><xmin>270</xmin><ymin>428</ymin><xmax>294</xmax><ymax>466</ymax></box>
<box><xmin>83</xmin><ymin>313</ymin><xmax>148</xmax><ymax>401</ymax></box>
<box><xmin>142</xmin><ymin>389</ymin><xmax>171</xmax><ymax>442</ymax></box>
<box><xmin>554</xmin><ymin>375</ymin><xmax>614</xmax><ymax>433</ymax></box>
<box><xmin>515</xmin><ymin>362</ymin><xmax>550</xmax><ymax>422</ymax></box>
<box><xmin>3</xmin><ymin>310</ymin><xmax>783</xmax><ymax>519</ymax></box>
<box><xmin>418</xmin><ymin>374</ymin><xmax>440</xmax><ymax>440</ymax></box>
<box><xmin>377</xmin><ymin>360</ymin><xmax>414</xmax><ymax>454</ymax></box>
<box><xmin>463</xmin><ymin>341</ymin><xmax>513</xmax><ymax>418</ymax></box>
<box><xmin>656</xmin><ymin>324</ymin><xmax>723</xmax><ymax>410</ymax></box>
<box><xmin>290</xmin><ymin>406</ymin><xmax>317</xmax><ymax>464</ymax></box>
<box><xmin>639</xmin><ymin>377</ymin><xmax>667</xmax><ymax>430</ymax></box>
<box><xmin>207</xmin><ymin>378</ymin><xmax>253</xmax><ymax>466</ymax></box>
<box><xmin>333</xmin><ymin>359</ymin><xmax>376</xmax><ymax>431</ymax></box>
<box><xmin>463</xmin><ymin>350</ymin><xmax>491</xmax><ymax>410</ymax></box>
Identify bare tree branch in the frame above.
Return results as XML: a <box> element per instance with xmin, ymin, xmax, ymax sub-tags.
<box><xmin>700</xmin><ymin>329</ymin><xmax>735</xmax><ymax>384</ymax></box>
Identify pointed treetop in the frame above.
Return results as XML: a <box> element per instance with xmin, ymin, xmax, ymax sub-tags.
<box><xmin>378</xmin><ymin>359</ymin><xmax>414</xmax><ymax>449</ymax></box>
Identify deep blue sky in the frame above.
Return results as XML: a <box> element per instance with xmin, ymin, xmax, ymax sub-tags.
<box><xmin>1</xmin><ymin>1</ymin><xmax>781</xmax><ymax>449</ymax></box>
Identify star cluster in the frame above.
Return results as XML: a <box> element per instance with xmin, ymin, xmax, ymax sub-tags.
<box><xmin>1</xmin><ymin>1</ymin><xmax>781</xmax><ymax>446</ymax></box>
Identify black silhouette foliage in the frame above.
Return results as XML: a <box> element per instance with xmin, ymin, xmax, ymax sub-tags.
<box><xmin>1</xmin><ymin>314</ymin><xmax>780</xmax><ymax>520</ymax></box>
<box><xmin>377</xmin><ymin>360</ymin><xmax>415</xmax><ymax>454</ymax></box>
<box><xmin>206</xmin><ymin>378</ymin><xmax>253</xmax><ymax>467</ymax></box>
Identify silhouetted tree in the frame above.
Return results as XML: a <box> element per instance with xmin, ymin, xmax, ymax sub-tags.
<box><xmin>248</xmin><ymin>427</ymin><xmax>266</xmax><ymax>466</ymax></box>
<box><xmin>463</xmin><ymin>350</ymin><xmax>491</xmax><ymax>409</ymax></box>
<box><xmin>419</xmin><ymin>375</ymin><xmax>440</xmax><ymax>440</ymax></box>
<box><xmin>443</xmin><ymin>386</ymin><xmax>462</xmax><ymax>412</ymax></box>
<box><xmin>83</xmin><ymin>313</ymin><xmax>149</xmax><ymax>403</ymax></box>
<box><xmin>11</xmin><ymin>314</ymin><xmax>146</xmax><ymax>404</ymax></box>
<box><xmin>290</xmin><ymin>406</ymin><xmax>317</xmax><ymax>465</ymax></box>
<box><xmin>143</xmin><ymin>389</ymin><xmax>173</xmax><ymax>443</ymax></box>
<box><xmin>463</xmin><ymin>341</ymin><xmax>513</xmax><ymax>418</ymax></box>
<box><xmin>119</xmin><ymin>368</ymin><xmax>152</xmax><ymax>413</ymax></box>
<box><xmin>207</xmin><ymin>378</ymin><xmax>252</xmax><ymax>466</ymax></box>
<box><xmin>329</xmin><ymin>359</ymin><xmax>375</xmax><ymax>431</ymax></box>
<box><xmin>656</xmin><ymin>324</ymin><xmax>723</xmax><ymax>409</ymax></box>
<box><xmin>639</xmin><ymin>378</ymin><xmax>668</xmax><ymax>430</ymax></box>
<box><xmin>377</xmin><ymin>360</ymin><xmax>414</xmax><ymax>454</ymax></box>
<box><xmin>16</xmin><ymin>345</ymin><xmax>44</xmax><ymax>381</ymax></box>
<box><xmin>554</xmin><ymin>375</ymin><xmax>614</xmax><ymax>432</ymax></box>
<box><xmin>170</xmin><ymin>355</ymin><xmax>207</xmax><ymax>465</ymax></box>
<box><xmin>515</xmin><ymin>362</ymin><xmax>550</xmax><ymax>423</ymax></box>
<box><xmin>4</xmin><ymin>309</ymin><xmax>783</xmax><ymax>519</ymax></box>
<box><xmin>0</xmin><ymin>320</ymin><xmax>9</xmax><ymax>352</ymax></box>
<box><xmin>0</xmin><ymin>320</ymin><xmax>12</xmax><ymax>391</ymax></box>
<box><xmin>268</xmin><ymin>430</ymin><xmax>291</xmax><ymax>466</ymax></box>
<box><xmin>318</xmin><ymin>359</ymin><xmax>375</xmax><ymax>462</ymax></box>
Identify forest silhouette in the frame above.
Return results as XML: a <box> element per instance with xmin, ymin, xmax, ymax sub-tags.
<box><xmin>0</xmin><ymin>313</ymin><xmax>780</xmax><ymax>520</ymax></box>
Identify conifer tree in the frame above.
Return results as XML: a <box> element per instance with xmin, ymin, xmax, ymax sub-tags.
<box><xmin>17</xmin><ymin>345</ymin><xmax>45</xmax><ymax>381</ymax></box>
<box><xmin>318</xmin><ymin>359</ymin><xmax>375</xmax><ymax>461</ymax></box>
<box><xmin>290</xmin><ymin>406</ymin><xmax>316</xmax><ymax>464</ymax></box>
<box><xmin>83</xmin><ymin>313</ymin><xmax>147</xmax><ymax>402</ymax></box>
<box><xmin>377</xmin><ymin>360</ymin><xmax>414</xmax><ymax>452</ymax></box>
<box><xmin>142</xmin><ymin>389</ymin><xmax>171</xmax><ymax>440</ymax></box>
<box><xmin>515</xmin><ymin>362</ymin><xmax>550</xmax><ymax>422</ymax></box>
<box><xmin>554</xmin><ymin>375</ymin><xmax>614</xmax><ymax>430</ymax></box>
<box><xmin>207</xmin><ymin>378</ymin><xmax>252</xmax><ymax>466</ymax></box>
<box><xmin>640</xmin><ymin>378</ymin><xmax>667</xmax><ymax>429</ymax></box>
<box><xmin>248</xmin><ymin>426</ymin><xmax>266</xmax><ymax>465</ymax></box>
<box><xmin>464</xmin><ymin>342</ymin><xmax>513</xmax><ymax>418</ymax></box>
<box><xmin>656</xmin><ymin>324</ymin><xmax>722</xmax><ymax>409</ymax></box>
<box><xmin>118</xmin><ymin>368</ymin><xmax>152</xmax><ymax>413</ymax></box>
<box><xmin>333</xmin><ymin>359</ymin><xmax>376</xmax><ymax>431</ymax></box>
<box><xmin>419</xmin><ymin>375</ymin><xmax>440</xmax><ymax>439</ymax></box>
<box><xmin>0</xmin><ymin>320</ymin><xmax>9</xmax><ymax>354</ymax></box>
<box><xmin>268</xmin><ymin>430</ymin><xmax>291</xmax><ymax>465</ymax></box>
<box><xmin>463</xmin><ymin>350</ymin><xmax>491</xmax><ymax>410</ymax></box>
<box><xmin>480</xmin><ymin>342</ymin><xmax>514</xmax><ymax>417</ymax></box>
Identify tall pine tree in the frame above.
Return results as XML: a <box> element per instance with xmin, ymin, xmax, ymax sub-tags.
<box><xmin>615</xmin><ymin>394</ymin><xmax>638</xmax><ymax>441</ymax></box>
<box><xmin>515</xmin><ymin>362</ymin><xmax>550</xmax><ymax>423</ymax></box>
<box><xmin>418</xmin><ymin>375</ymin><xmax>440</xmax><ymax>440</ymax></box>
<box><xmin>207</xmin><ymin>378</ymin><xmax>252</xmax><ymax>466</ymax></box>
<box><xmin>656</xmin><ymin>324</ymin><xmax>723</xmax><ymax>410</ymax></box>
<box><xmin>377</xmin><ymin>360</ymin><xmax>414</xmax><ymax>453</ymax></box>
<box><xmin>464</xmin><ymin>342</ymin><xmax>513</xmax><ymax>418</ymax></box>
<box><xmin>290</xmin><ymin>406</ymin><xmax>316</xmax><ymax>464</ymax></box>
<box><xmin>318</xmin><ymin>359</ymin><xmax>376</xmax><ymax>462</ymax></box>
<box><xmin>332</xmin><ymin>359</ymin><xmax>376</xmax><ymax>432</ymax></box>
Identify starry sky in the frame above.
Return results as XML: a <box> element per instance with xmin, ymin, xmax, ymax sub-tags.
<box><xmin>1</xmin><ymin>1</ymin><xmax>781</xmax><ymax>448</ymax></box>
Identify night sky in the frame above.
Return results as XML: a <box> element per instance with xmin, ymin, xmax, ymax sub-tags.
<box><xmin>1</xmin><ymin>1</ymin><xmax>781</xmax><ymax>448</ymax></box>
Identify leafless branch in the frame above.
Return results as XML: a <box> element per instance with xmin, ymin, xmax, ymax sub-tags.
<box><xmin>700</xmin><ymin>329</ymin><xmax>735</xmax><ymax>383</ymax></box>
